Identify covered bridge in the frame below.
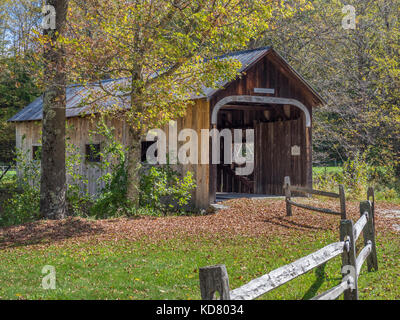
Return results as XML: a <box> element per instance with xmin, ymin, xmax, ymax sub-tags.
<box><xmin>9</xmin><ymin>46</ymin><xmax>324</xmax><ymax>209</ymax></box>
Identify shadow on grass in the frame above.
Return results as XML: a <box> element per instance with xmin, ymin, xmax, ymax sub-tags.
<box><xmin>0</xmin><ymin>218</ymin><xmax>105</xmax><ymax>249</ymax></box>
<box><xmin>302</xmin><ymin>263</ymin><xmax>327</xmax><ymax>300</ymax></box>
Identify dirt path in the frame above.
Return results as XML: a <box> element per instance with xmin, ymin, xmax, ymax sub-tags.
<box><xmin>378</xmin><ymin>209</ymin><xmax>400</xmax><ymax>232</ymax></box>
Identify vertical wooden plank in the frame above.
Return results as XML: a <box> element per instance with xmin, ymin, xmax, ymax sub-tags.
<box><xmin>297</xmin><ymin>118</ymin><xmax>302</xmax><ymax>186</ymax></box>
<box><xmin>209</xmin><ymin>100</ymin><xmax>217</xmax><ymax>203</ymax></box>
<box><xmin>267</xmin><ymin>122</ymin><xmax>273</xmax><ymax>194</ymax></box>
<box><xmin>284</xmin><ymin>120</ymin><xmax>291</xmax><ymax>195</ymax></box>
<box><xmin>292</xmin><ymin>118</ymin><xmax>297</xmax><ymax>187</ymax></box>
<box><xmin>276</xmin><ymin>121</ymin><xmax>283</xmax><ymax>195</ymax></box>
<box><xmin>339</xmin><ymin>185</ymin><xmax>346</xmax><ymax>219</ymax></box>
<box><xmin>198</xmin><ymin>99</ymin><xmax>210</xmax><ymax>209</ymax></box>
<box><xmin>306</xmin><ymin>124</ymin><xmax>312</xmax><ymax>188</ymax></box>
<box><xmin>254</xmin><ymin>121</ymin><xmax>260</xmax><ymax>194</ymax></box>
<box><xmin>284</xmin><ymin>176</ymin><xmax>292</xmax><ymax>216</ymax></box>
<box><xmin>367</xmin><ymin>187</ymin><xmax>375</xmax><ymax>223</ymax></box>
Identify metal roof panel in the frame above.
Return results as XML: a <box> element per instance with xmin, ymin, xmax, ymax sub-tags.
<box><xmin>9</xmin><ymin>46</ymin><xmax>324</xmax><ymax>122</ymax></box>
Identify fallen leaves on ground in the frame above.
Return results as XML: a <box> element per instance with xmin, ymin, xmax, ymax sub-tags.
<box><xmin>0</xmin><ymin>198</ymin><xmax>399</xmax><ymax>250</ymax></box>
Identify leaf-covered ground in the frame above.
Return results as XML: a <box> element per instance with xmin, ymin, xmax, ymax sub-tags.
<box><xmin>0</xmin><ymin>198</ymin><xmax>399</xmax><ymax>300</ymax></box>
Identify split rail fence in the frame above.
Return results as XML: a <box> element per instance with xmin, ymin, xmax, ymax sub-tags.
<box><xmin>283</xmin><ymin>176</ymin><xmax>347</xmax><ymax>219</ymax></box>
<box><xmin>199</xmin><ymin>195</ymin><xmax>378</xmax><ymax>300</ymax></box>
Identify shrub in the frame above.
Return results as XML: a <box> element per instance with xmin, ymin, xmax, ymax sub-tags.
<box><xmin>0</xmin><ymin>143</ymin><xmax>40</xmax><ymax>226</ymax></box>
<box><xmin>313</xmin><ymin>152</ymin><xmax>399</xmax><ymax>202</ymax></box>
<box><xmin>89</xmin><ymin>156</ymin><xmax>128</xmax><ymax>219</ymax></box>
<box><xmin>89</xmin><ymin>119</ymin><xmax>197</xmax><ymax>217</ymax></box>
<box><xmin>86</xmin><ymin>118</ymin><xmax>130</xmax><ymax>219</ymax></box>
<box><xmin>375</xmin><ymin>188</ymin><xmax>399</xmax><ymax>202</ymax></box>
<box><xmin>1</xmin><ymin>120</ymin><xmax>198</xmax><ymax>224</ymax></box>
<box><xmin>313</xmin><ymin>171</ymin><xmax>340</xmax><ymax>193</ymax></box>
<box><xmin>340</xmin><ymin>152</ymin><xmax>368</xmax><ymax>199</ymax></box>
<box><xmin>65</xmin><ymin>135</ymin><xmax>92</xmax><ymax>216</ymax></box>
<box><xmin>140</xmin><ymin>164</ymin><xmax>196</xmax><ymax>215</ymax></box>
<box><xmin>0</xmin><ymin>188</ymin><xmax>40</xmax><ymax>226</ymax></box>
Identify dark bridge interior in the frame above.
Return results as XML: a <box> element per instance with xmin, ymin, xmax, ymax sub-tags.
<box><xmin>216</xmin><ymin>103</ymin><xmax>307</xmax><ymax>196</ymax></box>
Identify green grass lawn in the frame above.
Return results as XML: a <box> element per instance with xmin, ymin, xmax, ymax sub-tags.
<box><xmin>5</xmin><ymin>170</ymin><xmax>15</xmax><ymax>177</ymax></box>
<box><xmin>1</xmin><ymin>230</ymin><xmax>399</xmax><ymax>300</ymax></box>
<box><xmin>0</xmin><ymin>170</ymin><xmax>16</xmax><ymax>188</ymax></box>
<box><xmin>313</xmin><ymin>166</ymin><xmax>343</xmax><ymax>175</ymax></box>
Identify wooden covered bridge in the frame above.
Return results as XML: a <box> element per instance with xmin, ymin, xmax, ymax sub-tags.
<box><xmin>9</xmin><ymin>46</ymin><xmax>324</xmax><ymax>209</ymax></box>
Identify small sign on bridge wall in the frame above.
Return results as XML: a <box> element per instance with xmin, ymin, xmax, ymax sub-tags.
<box><xmin>254</xmin><ymin>88</ymin><xmax>275</xmax><ymax>95</ymax></box>
<box><xmin>291</xmin><ymin>145</ymin><xmax>301</xmax><ymax>156</ymax></box>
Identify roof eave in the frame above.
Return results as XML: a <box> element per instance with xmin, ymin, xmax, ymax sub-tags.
<box><xmin>267</xmin><ymin>49</ymin><xmax>326</xmax><ymax>106</ymax></box>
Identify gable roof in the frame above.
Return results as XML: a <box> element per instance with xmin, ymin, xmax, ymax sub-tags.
<box><xmin>9</xmin><ymin>46</ymin><xmax>324</xmax><ymax>122</ymax></box>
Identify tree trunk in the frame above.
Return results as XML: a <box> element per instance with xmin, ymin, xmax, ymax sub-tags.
<box><xmin>126</xmin><ymin>127</ymin><xmax>142</xmax><ymax>207</ymax></box>
<box><xmin>125</xmin><ymin>69</ymin><xmax>144</xmax><ymax>208</ymax></box>
<box><xmin>40</xmin><ymin>0</ymin><xmax>69</xmax><ymax>219</ymax></box>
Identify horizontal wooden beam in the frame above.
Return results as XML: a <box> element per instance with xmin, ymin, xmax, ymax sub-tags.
<box><xmin>356</xmin><ymin>242</ymin><xmax>372</xmax><ymax>276</ymax></box>
<box><xmin>221</xmin><ymin>105</ymin><xmax>273</xmax><ymax>111</ymax></box>
<box><xmin>353</xmin><ymin>213</ymin><xmax>368</xmax><ymax>242</ymax></box>
<box><xmin>229</xmin><ymin>241</ymin><xmax>345</xmax><ymax>300</ymax></box>
<box><xmin>287</xmin><ymin>200</ymin><xmax>342</xmax><ymax>216</ymax></box>
<box><xmin>289</xmin><ymin>185</ymin><xmax>340</xmax><ymax>198</ymax></box>
<box><xmin>311</xmin><ymin>277</ymin><xmax>353</xmax><ymax>300</ymax></box>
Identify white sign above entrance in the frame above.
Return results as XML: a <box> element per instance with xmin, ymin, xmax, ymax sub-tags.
<box><xmin>254</xmin><ymin>88</ymin><xmax>275</xmax><ymax>94</ymax></box>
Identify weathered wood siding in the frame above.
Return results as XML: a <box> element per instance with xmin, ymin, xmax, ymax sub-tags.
<box><xmin>210</xmin><ymin>51</ymin><xmax>315</xmax><ymax>196</ymax></box>
<box><xmin>15</xmin><ymin>99</ymin><xmax>210</xmax><ymax>208</ymax></box>
<box><xmin>163</xmin><ymin>99</ymin><xmax>210</xmax><ymax>209</ymax></box>
<box><xmin>15</xmin><ymin>116</ymin><xmax>130</xmax><ymax>196</ymax></box>
<box><xmin>254</xmin><ymin>117</ymin><xmax>306</xmax><ymax>195</ymax></box>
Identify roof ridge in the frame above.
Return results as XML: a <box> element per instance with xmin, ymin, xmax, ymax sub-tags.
<box><xmin>208</xmin><ymin>46</ymin><xmax>271</xmax><ymax>61</ymax></box>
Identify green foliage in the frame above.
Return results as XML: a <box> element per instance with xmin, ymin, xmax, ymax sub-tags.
<box><xmin>1</xmin><ymin>119</ymin><xmax>198</xmax><ymax>224</ymax></box>
<box><xmin>0</xmin><ymin>139</ymin><xmax>40</xmax><ymax>226</ymax></box>
<box><xmin>0</xmin><ymin>188</ymin><xmax>40</xmax><ymax>226</ymax></box>
<box><xmin>88</xmin><ymin>152</ymin><xmax>128</xmax><ymax>219</ymax></box>
<box><xmin>375</xmin><ymin>188</ymin><xmax>399</xmax><ymax>203</ymax></box>
<box><xmin>86</xmin><ymin>118</ymin><xmax>129</xmax><ymax>219</ymax></box>
<box><xmin>0</xmin><ymin>56</ymin><xmax>40</xmax><ymax>111</ymax></box>
<box><xmin>340</xmin><ymin>152</ymin><xmax>369</xmax><ymax>199</ymax></box>
<box><xmin>0</xmin><ymin>170</ymin><xmax>16</xmax><ymax>189</ymax></box>
<box><xmin>260</xmin><ymin>0</ymin><xmax>400</xmax><ymax>178</ymax></box>
<box><xmin>65</xmin><ymin>127</ymin><xmax>92</xmax><ymax>216</ymax></box>
<box><xmin>140</xmin><ymin>164</ymin><xmax>196</xmax><ymax>215</ymax></box>
<box><xmin>87</xmin><ymin>119</ymin><xmax>196</xmax><ymax>218</ymax></box>
<box><xmin>368</xmin><ymin>166</ymin><xmax>400</xmax><ymax>202</ymax></box>
<box><xmin>313</xmin><ymin>153</ymin><xmax>400</xmax><ymax>202</ymax></box>
<box><xmin>312</xmin><ymin>170</ymin><xmax>340</xmax><ymax>194</ymax></box>
<box><xmin>0</xmin><ymin>55</ymin><xmax>41</xmax><ymax>162</ymax></box>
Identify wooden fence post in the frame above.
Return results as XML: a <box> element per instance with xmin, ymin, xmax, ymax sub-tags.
<box><xmin>199</xmin><ymin>265</ymin><xmax>231</xmax><ymax>300</ymax></box>
<box><xmin>339</xmin><ymin>185</ymin><xmax>346</xmax><ymax>220</ymax></box>
<box><xmin>367</xmin><ymin>187</ymin><xmax>375</xmax><ymax>224</ymax></box>
<box><xmin>340</xmin><ymin>219</ymin><xmax>358</xmax><ymax>300</ymax></box>
<box><xmin>284</xmin><ymin>176</ymin><xmax>292</xmax><ymax>217</ymax></box>
<box><xmin>360</xmin><ymin>201</ymin><xmax>378</xmax><ymax>272</ymax></box>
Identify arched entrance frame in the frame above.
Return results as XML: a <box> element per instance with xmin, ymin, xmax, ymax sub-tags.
<box><xmin>211</xmin><ymin>95</ymin><xmax>311</xmax><ymax>127</ymax></box>
<box><xmin>209</xmin><ymin>95</ymin><xmax>312</xmax><ymax>203</ymax></box>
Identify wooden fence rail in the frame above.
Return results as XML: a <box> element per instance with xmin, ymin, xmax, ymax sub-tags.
<box><xmin>311</xmin><ymin>276</ymin><xmax>354</xmax><ymax>300</ymax></box>
<box><xmin>199</xmin><ymin>195</ymin><xmax>377</xmax><ymax>300</ymax></box>
<box><xmin>0</xmin><ymin>165</ymin><xmax>12</xmax><ymax>182</ymax></box>
<box><xmin>283</xmin><ymin>176</ymin><xmax>346</xmax><ymax>219</ymax></box>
